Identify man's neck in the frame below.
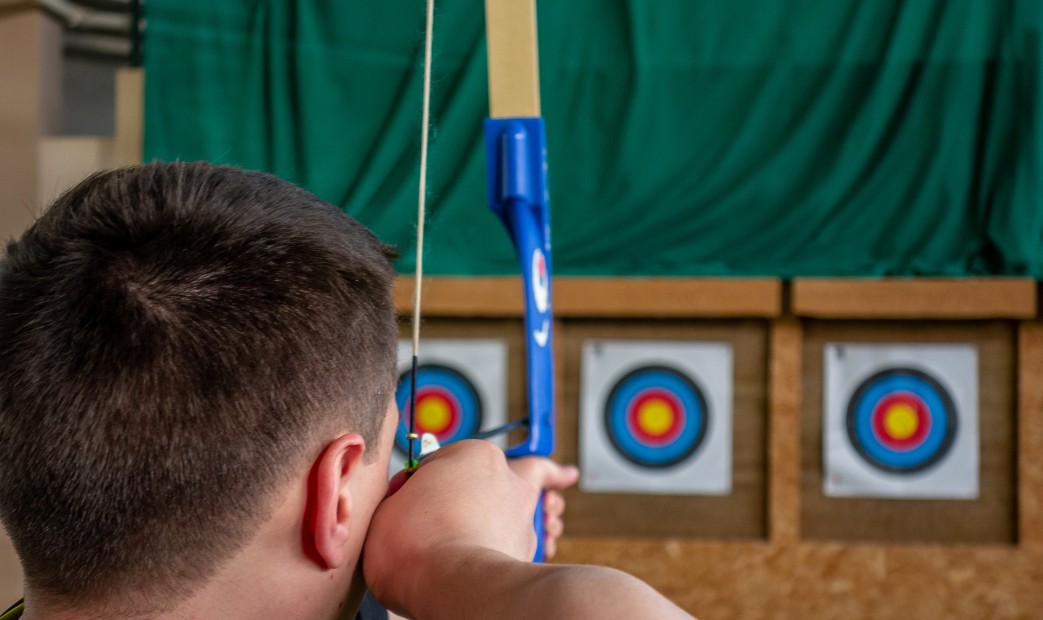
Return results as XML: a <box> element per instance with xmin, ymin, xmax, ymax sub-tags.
<box><xmin>21</xmin><ymin>561</ymin><xmax>364</xmax><ymax>620</ymax></box>
<box><xmin>20</xmin><ymin>483</ymin><xmax>366</xmax><ymax>620</ymax></box>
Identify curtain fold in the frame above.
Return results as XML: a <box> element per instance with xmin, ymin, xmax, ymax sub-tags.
<box><xmin>144</xmin><ymin>0</ymin><xmax>1043</xmax><ymax>277</ymax></box>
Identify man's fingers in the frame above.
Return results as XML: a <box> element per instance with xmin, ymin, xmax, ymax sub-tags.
<box><xmin>543</xmin><ymin>538</ymin><xmax>557</xmax><ymax>560</ymax></box>
<box><xmin>543</xmin><ymin>491</ymin><xmax>564</xmax><ymax>539</ymax></box>
<box><xmin>544</xmin><ymin>489</ymin><xmax>566</xmax><ymax>517</ymax></box>
<box><xmin>546</xmin><ymin>463</ymin><xmax>580</xmax><ymax>490</ymax></box>
<box><xmin>545</xmin><ymin>513</ymin><xmax>564</xmax><ymax>538</ymax></box>
<box><xmin>538</xmin><ymin>461</ymin><xmax>579</xmax><ymax>490</ymax></box>
<box><xmin>509</xmin><ymin>458</ymin><xmax>580</xmax><ymax>492</ymax></box>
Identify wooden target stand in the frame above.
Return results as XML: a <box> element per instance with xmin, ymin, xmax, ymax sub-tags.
<box><xmin>396</xmin><ymin>276</ymin><xmax>1043</xmax><ymax>618</ymax></box>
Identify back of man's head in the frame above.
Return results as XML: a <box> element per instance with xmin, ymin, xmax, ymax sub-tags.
<box><xmin>0</xmin><ymin>162</ymin><xmax>397</xmax><ymax>610</ymax></box>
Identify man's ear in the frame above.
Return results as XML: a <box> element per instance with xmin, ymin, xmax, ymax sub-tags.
<box><xmin>307</xmin><ymin>433</ymin><xmax>367</xmax><ymax>569</ymax></box>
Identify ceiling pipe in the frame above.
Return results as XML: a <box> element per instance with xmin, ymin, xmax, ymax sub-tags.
<box><xmin>37</xmin><ymin>0</ymin><xmax>130</xmax><ymax>33</ymax></box>
<box><xmin>64</xmin><ymin>31</ymin><xmax>130</xmax><ymax>57</ymax></box>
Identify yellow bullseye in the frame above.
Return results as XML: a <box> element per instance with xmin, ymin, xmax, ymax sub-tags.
<box><xmin>883</xmin><ymin>403</ymin><xmax>919</xmax><ymax>440</ymax></box>
<box><xmin>636</xmin><ymin>398</ymin><xmax>675</xmax><ymax>436</ymax></box>
<box><xmin>416</xmin><ymin>395</ymin><xmax>452</xmax><ymax>433</ymax></box>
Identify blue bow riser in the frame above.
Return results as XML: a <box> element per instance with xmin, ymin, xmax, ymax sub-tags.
<box><xmin>485</xmin><ymin>117</ymin><xmax>555</xmax><ymax>561</ymax></box>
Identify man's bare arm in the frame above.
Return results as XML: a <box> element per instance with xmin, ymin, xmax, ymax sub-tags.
<box><xmin>364</xmin><ymin>442</ymin><xmax>693</xmax><ymax>620</ymax></box>
<box><xmin>395</xmin><ymin>545</ymin><xmax>692</xmax><ymax>620</ymax></box>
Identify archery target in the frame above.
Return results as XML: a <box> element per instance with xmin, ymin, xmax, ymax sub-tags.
<box><xmin>580</xmin><ymin>341</ymin><xmax>732</xmax><ymax>495</ymax></box>
<box><xmin>391</xmin><ymin>339</ymin><xmax>508</xmax><ymax>476</ymax></box>
<box><xmin>824</xmin><ymin>343</ymin><xmax>978</xmax><ymax>499</ymax></box>
<box><xmin>604</xmin><ymin>366</ymin><xmax>708</xmax><ymax>468</ymax></box>
<box><xmin>395</xmin><ymin>365</ymin><xmax>481</xmax><ymax>453</ymax></box>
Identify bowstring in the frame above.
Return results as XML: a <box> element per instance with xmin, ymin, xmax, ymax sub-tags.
<box><xmin>407</xmin><ymin>0</ymin><xmax>436</xmax><ymax>472</ymax></box>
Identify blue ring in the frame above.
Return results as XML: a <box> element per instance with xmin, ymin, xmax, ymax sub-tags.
<box><xmin>845</xmin><ymin>368</ymin><xmax>957</xmax><ymax>473</ymax></box>
<box><xmin>603</xmin><ymin>366</ymin><xmax>708</xmax><ymax>468</ymax></box>
<box><xmin>395</xmin><ymin>365</ymin><xmax>483</xmax><ymax>453</ymax></box>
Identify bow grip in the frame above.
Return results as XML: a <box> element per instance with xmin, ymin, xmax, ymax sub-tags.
<box><xmin>533</xmin><ymin>491</ymin><xmax>547</xmax><ymax>562</ymax></box>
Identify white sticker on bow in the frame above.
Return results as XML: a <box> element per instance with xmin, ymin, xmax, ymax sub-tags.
<box><xmin>533</xmin><ymin>319</ymin><xmax>550</xmax><ymax>348</ymax></box>
<box><xmin>531</xmin><ymin>248</ymin><xmax>549</xmax><ymax>313</ymax></box>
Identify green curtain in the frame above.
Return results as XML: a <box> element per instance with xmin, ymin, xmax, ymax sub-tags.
<box><xmin>144</xmin><ymin>1</ymin><xmax>1043</xmax><ymax>277</ymax></box>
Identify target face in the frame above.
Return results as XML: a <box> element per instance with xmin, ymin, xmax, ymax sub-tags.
<box><xmin>604</xmin><ymin>366</ymin><xmax>708</xmax><ymax>468</ymax></box>
<box><xmin>846</xmin><ymin>369</ymin><xmax>956</xmax><ymax>473</ymax></box>
<box><xmin>395</xmin><ymin>364</ymin><xmax>482</xmax><ymax>453</ymax></box>
<box><xmin>391</xmin><ymin>340</ymin><xmax>508</xmax><ymax>477</ymax></box>
<box><xmin>580</xmin><ymin>340</ymin><xmax>732</xmax><ymax>496</ymax></box>
<box><xmin>823</xmin><ymin>343</ymin><xmax>979</xmax><ymax>499</ymax></box>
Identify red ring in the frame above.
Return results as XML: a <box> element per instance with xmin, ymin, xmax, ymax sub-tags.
<box><xmin>413</xmin><ymin>385</ymin><xmax>462</xmax><ymax>440</ymax></box>
<box><xmin>870</xmin><ymin>392</ymin><xmax>931</xmax><ymax>450</ymax></box>
<box><xmin>625</xmin><ymin>388</ymin><xmax>686</xmax><ymax>446</ymax></box>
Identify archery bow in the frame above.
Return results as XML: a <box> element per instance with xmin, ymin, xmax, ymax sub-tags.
<box><xmin>408</xmin><ymin>0</ymin><xmax>555</xmax><ymax>561</ymax></box>
<box><xmin>483</xmin><ymin>0</ymin><xmax>555</xmax><ymax>562</ymax></box>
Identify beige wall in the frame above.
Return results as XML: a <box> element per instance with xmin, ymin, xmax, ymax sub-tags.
<box><xmin>0</xmin><ymin>8</ymin><xmax>61</xmax><ymax>241</ymax></box>
<box><xmin>0</xmin><ymin>7</ymin><xmax>66</xmax><ymax>600</ymax></box>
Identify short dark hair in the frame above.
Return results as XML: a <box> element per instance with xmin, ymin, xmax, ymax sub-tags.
<box><xmin>0</xmin><ymin>162</ymin><xmax>398</xmax><ymax>609</ymax></box>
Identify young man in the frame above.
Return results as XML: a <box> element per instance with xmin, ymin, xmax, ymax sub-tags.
<box><xmin>0</xmin><ymin>162</ymin><xmax>691</xmax><ymax>619</ymax></box>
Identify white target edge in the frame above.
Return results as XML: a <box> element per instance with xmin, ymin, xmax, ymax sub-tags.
<box><xmin>579</xmin><ymin>340</ymin><xmax>733</xmax><ymax>496</ymax></box>
<box><xmin>823</xmin><ymin>343</ymin><xmax>979</xmax><ymax>499</ymax></box>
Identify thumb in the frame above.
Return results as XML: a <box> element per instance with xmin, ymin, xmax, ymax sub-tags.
<box><xmin>508</xmin><ymin>457</ymin><xmax>580</xmax><ymax>491</ymax></box>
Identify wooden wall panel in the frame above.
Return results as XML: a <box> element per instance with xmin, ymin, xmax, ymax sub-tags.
<box><xmin>557</xmin><ymin>539</ymin><xmax>1043</xmax><ymax>619</ymax></box>
<box><xmin>558</xmin><ymin>320</ymin><xmax>769</xmax><ymax>540</ymax></box>
<box><xmin>1018</xmin><ymin>320</ymin><xmax>1043</xmax><ymax>548</ymax></box>
<box><xmin>554</xmin><ymin>278</ymin><xmax>781</xmax><ymax>318</ymax></box>
<box><xmin>793</xmin><ymin>278</ymin><xmax>1036</xmax><ymax>319</ymax></box>
<box><xmin>768</xmin><ymin>319</ymin><xmax>801</xmax><ymax>544</ymax></box>
<box><xmin>403</xmin><ymin>282</ymin><xmax>1043</xmax><ymax>617</ymax></box>
<box><xmin>799</xmin><ymin>321</ymin><xmax>1016</xmax><ymax>544</ymax></box>
<box><xmin>394</xmin><ymin>276</ymin><xmax>781</xmax><ymax>318</ymax></box>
